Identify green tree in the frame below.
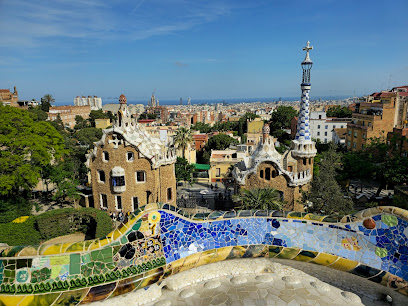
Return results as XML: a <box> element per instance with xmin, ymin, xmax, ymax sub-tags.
<box><xmin>302</xmin><ymin>144</ymin><xmax>353</xmax><ymax>215</ymax></box>
<box><xmin>0</xmin><ymin>105</ymin><xmax>66</xmax><ymax>196</ymax></box>
<box><xmin>206</xmin><ymin>133</ymin><xmax>238</xmax><ymax>151</ymax></box>
<box><xmin>175</xmin><ymin>157</ymin><xmax>195</xmax><ymax>184</ymax></box>
<box><xmin>27</xmin><ymin>106</ymin><xmax>48</xmax><ymax>121</ymax></box>
<box><xmin>233</xmin><ymin>188</ymin><xmax>284</xmax><ymax>210</ymax></box>
<box><xmin>88</xmin><ymin>109</ymin><xmax>108</xmax><ymax>127</ymax></box>
<box><xmin>74</xmin><ymin>115</ymin><xmax>88</xmax><ymax>130</ymax></box>
<box><xmin>174</xmin><ymin>127</ymin><xmax>193</xmax><ymax>158</ymax></box>
<box><xmin>191</xmin><ymin>122</ymin><xmax>212</xmax><ymax>133</ymax></box>
<box><xmin>327</xmin><ymin>106</ymin><xmax>352</xmax><ymax>118</ymax></box>
<box><xmin>269</xmin><ymin>106</ymin><xmax>297</xmax><ymax>135</ymax></box>
<box><xmin>73</xmin><ymin>127</ymin><xmax>103</xmax><ymax>147</ymax></box>
<box><xmin>41</xmin><ymin>94</ymin><xmax>55</xmax><ymax>112</ymax></box>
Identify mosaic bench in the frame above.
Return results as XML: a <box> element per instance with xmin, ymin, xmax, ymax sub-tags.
<box><xmin>0</xmin><ymin>204</ymin><xmax>408</xmax><ymax>305</ymax></box>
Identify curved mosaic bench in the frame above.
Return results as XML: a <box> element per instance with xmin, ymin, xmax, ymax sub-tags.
<box><xmin>1</xmin><ymin>205</ymin><xmax>408</xmax><ymax>305</ymax></box>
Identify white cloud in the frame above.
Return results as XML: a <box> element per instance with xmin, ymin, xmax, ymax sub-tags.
<box><xmin>0</xmin><ymin>0</ymin><xmax>240</xmax><ymax>49</ymax></box>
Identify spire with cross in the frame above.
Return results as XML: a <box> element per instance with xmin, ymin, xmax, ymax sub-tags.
<box><xmin>301</xmin><ymin>41</ymin><xmax>313</xmax><ymax>84</ymax></box>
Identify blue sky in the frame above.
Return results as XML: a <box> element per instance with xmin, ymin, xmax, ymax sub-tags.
<box><xmin>0</xmin><ymin>0</ymin><xmax>407</xmax><ymax>103</ymax></box>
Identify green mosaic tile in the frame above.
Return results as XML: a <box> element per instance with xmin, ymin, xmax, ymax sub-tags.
<box><xmin>70</xmin><ymin>254</ymin><xmax>80</xmax><ymax>264</ymax></box>
<box><xmin>81</xmin><ymin>253</ymin><xmax>91</xmax><ymax>264</ymax></box>
<box><xmin>69</xmin><ymin>254</ymin><xmax>81</xmax><ymax>275</ymax></box>
<box><xmin>120</xmin><ymin>235</ymin><xmax>128</xmax><ymax>244</ymax></box>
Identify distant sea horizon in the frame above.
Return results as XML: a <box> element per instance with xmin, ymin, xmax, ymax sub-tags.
<box><xmin>53</xmin><ymin>95</ymin><xmax>352</xmax><ymax>107</ymax></box>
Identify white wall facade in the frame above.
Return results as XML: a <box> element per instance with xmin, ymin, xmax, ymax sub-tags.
<box><xmin>309</xmin><ymin>111</ymin><xmax>351</xmax><ymax>143</ymax></box>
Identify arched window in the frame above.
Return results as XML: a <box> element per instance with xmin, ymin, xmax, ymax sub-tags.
<box><xmin>265</xmin><ymin>168</ymin><xmax>271</xmax><ymax>180</ymax></box>
<box><xmin>260</xmin><ymin>170</ymin><xmax>264</xmax><ymax>178</ymax></box>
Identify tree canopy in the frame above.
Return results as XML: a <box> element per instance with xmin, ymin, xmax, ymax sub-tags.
<box><xmin>175</xmin><ymin>157</ymin><xmax>195</xmax><ymax>184</ymax></box>
<box><xmin>327</xmin><ymin>106</ymin><xmax>352</xmax><ymax>118</ymax></box>
<box><xmin>302</xmin><ymin>144</ymin><xmax>353</xmax><ymax>215</ymax></box>
<box><xmin>0</xmin><ymin>104</ymin><xmax>66</xmax><ymax>196</ymax></box>
<box><xmin>269</xmin><ymin>106</ymin><xmax>297</xmax><ymax>132</ymax></box>
<box><xmin>206</xmin><ymin>133</ymin><xmax>238</xmax><ymax>151</ymax></box>
<box><xmin>40</xmin><ymin>94</ymin><xmax>55</xmax><ymax>112</ymax></box>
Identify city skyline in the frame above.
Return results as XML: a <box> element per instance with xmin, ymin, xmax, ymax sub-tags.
<box><xmin>0</xmin><ymin>0</ymin><xmax>407</xmax><ymax>102</ymax></box>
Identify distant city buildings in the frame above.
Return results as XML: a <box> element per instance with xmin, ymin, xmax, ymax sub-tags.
<box><xmin>74</xmin><ymin>95</ymin><xmax>102</xmax><ymax>110</ymax></box>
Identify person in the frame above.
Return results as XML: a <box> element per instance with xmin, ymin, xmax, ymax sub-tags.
<box><xmin>210</xmin><ymin>184</ymin><xmax>214</xmax><ymax>190</ymax></box>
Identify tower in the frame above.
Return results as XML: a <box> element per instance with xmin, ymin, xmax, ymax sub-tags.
<box><xmin>180</xmin><ymin>98</ymin><xmax>183</xmax><ymax>105</ymax></box>
<box><xmin>291</xmin><ymin>41</ymin><xmax>317</xmax><ymax>158</ymax></box>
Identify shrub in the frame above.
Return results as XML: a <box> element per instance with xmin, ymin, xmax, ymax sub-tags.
<box><xmin>0</xmin><ymin>216</ymin><xmax>41</xmax><ymax>246</ymax></box>
<box><xmin>0</xmin><ymin>207</ymin><xmax>113</xmax><ymax>246</ymax></box>
<box><xmin>35</xmin><ymin>208</ymin><xmax>113</xmax><ymax>240</ymax></box>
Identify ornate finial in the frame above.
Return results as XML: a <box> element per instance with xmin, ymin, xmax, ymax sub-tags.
<box><xmin>302</xmin><ymin>41</ymin><xmax>313</xmax><ymax>64</ymax></box>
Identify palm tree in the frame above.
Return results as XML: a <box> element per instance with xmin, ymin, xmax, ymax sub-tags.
<box><xmin>233</xmin><ymin>188</ymin><xmax>284</xmax><ymax>211</ymax></box>
<box><xmin>42</xmin><ymin>94</ymin><xmax>55</xmax><ymax>104</ymax></box>
<box><xmin>41</xmin><ymin>94</ymin><xmax>55</xmax><ymax>112</ymax></box>
<box><xmin>174</xmin><ymin>127</ymin><xmax>193</xmax><ymax>159</ymax></box>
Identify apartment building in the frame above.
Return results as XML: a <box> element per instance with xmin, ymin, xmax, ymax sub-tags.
<box><xmin>346</xmin><ymin>86</ymin><xmax>408</xmax><ymax>151</ymax></box>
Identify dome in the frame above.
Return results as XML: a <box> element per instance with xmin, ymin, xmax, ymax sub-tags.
<box><xmin>119</xmin><ymin>94</ymin><xmax>127</xmax><ymax>104</ymax></box>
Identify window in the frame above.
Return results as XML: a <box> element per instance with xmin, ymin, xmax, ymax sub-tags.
<box><xmin>265</xmin><ymin>168</ymin><xmax>271</xmax><ymax>180</ymax></box>
<box><xmin>112</xmin><ymin>176</ymin><xmax>125</xmax><ymax>186</ymax></box>
<box><xmin>127</xmin><ymin>152</ymin><xmax>134</xmax><ymax>161</ymax></box>
<box><xmin>353</xmin><ymin>143</ymin><xmax>357</xmax><ymax>149</ymax></box>
<box><xmin>363</xmin><ymin>133</ymin><xmax>366</xmax><ymax>139</ymax></box>
<box><xmin>272</xmin><ymin>170</ymin><xmax>277</xmax><ymax>178</ymax></box>
<box><xmin>324</xmin><ymin>132</ymin><xmax>327</xmax><ymax>136</ymax></box>
<box><xmin>303</xmin><ymin>158</ymin><xmax>307</xmax><ymax>165</ymax></box>
<box><xmin>136</xmin><ymin>171</ymin><xmax>146</xmax><ymax>183</ymax></box>
<box><xmin>341</xmin><ymin>125</ymin><xmax>344</xmax><ymax>128</ymax></box>
<box><xmin>368</xmin><ymin>122</ymin><xmax>371</xmax><ymax>127</ymax></box>
<box><xmin>348</xmin><ymin>141</ymin><xmax>351</xmax><ymax>147</ymax></box>
<box><xmin>132</xmin><ymin>197</ymin><xmax>139</xmax><ymax>211</ymax></box>
<box><xmin>319</xmin><ymin>115</ymin><xmax>322</xmax><ymax>119</ymax></box>
<box><xmin>354</xmin><ymin>132</ymin><xmax>357</xmax><ymax>138</ymax></box>
<box><xmin>325</xmin><ymin>125</ymin><xmax>328</xmax><ymax>129</ymax></box>
<box><xmin>317</xmin><ymin>132</ymin><xmax>320</xmax><ymax>136</ymax></box>
<box><xmin>324</xmin><ymin>139</ymin><xmax>327</xmax><ymax>143</ymax></box>
<box><xmin>100</xmin><ymin>194</ymin><xmax>108</xmax><ymax>209</ymax></box>
<box><xmin>260</xmin><ymin>170</ymin><xmax>264</xmax><ymax>178</ymax></box>
<box><xmin>348</xmin><ymin>130</ymin><xmax>351</xmax><ymax>136</ymax></box>
<box><xmin>115</xmin><ymin>196</ymin><xmax>122</xmax><ymax>210</ymax></box>
<box><xmin>167</xmin><ymin>187</ymin><xmax>172</xmax><ymax>201</ymax></box>
<box><xmin>317</xmin><ymin>125</ymin><xmax>320</xmax><ymax>129</ymax></box>
<box><xmin>216</xmin><ymin>168</ymin><xmax>221</xmax><ymax>177</ymax></box>
<box><xmin>98</xmin><ymin>170</ymin><xmax>105</xmax><ymax>183</ymax></box>
<box><xmin>103</xmin><ymin>151</ymin><xmax>109</xmax><ymax>161</ymax></box>
<box><xmin>288</xmin><ymin>166</ymin><xmax>293</xmax><ymax>172</ymax></box>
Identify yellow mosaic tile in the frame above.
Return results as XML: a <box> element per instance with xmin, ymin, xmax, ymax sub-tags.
<box><xmin>99</xmin><ymin>238</ymin><xmax>110</xmax><ymax>247</ymax></box>
<box><xmin>88</xmin><ymin>239</ymin><xmax>101</xmax><ymax>251</ymax></box>
<box><xmin>0</xmin><ymin>295</ymin><xmax>25</xmax><ymax>306</ymax></box>
<box><xmin>311</xmin><ymin>252</ymin><xmax>339</xmax><ymax>266</ymax></box>
<box><xmin>329</xmin><ymin>257</ymin><xmax>359</xmax><ymax>272</ymax></box>
<box><xmin>65</xmin><ymin>242</ymin><xmax>86</xmax><ymax>253</ymax></box>
<box><xmin>41</xmin><ymin>243</ymin><xmax>63</xmax><ymax>256</ymax></box>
